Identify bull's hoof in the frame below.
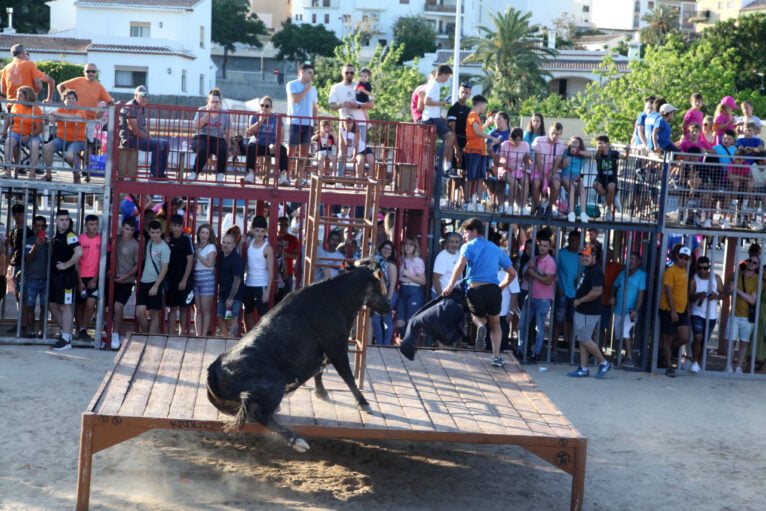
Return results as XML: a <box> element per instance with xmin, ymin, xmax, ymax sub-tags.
<box><xmin>359</xmin><ymin>403</ymin><xmax>373</xmax><ymax>414</ymax></box>
<box><xmin>315</xmin><ymin>389</ymin><xmax>330</xmax><ymax>400</ymax></box>
<box><xmin>291</xmin><ymin>437</ymin><xmax>310</xmax><ymax>453</ymax></box>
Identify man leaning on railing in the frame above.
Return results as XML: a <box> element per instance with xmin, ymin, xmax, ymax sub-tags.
<box><xmin>118</xmin><ymin>85</ymin><xmax>169</xmax><ymax>179</ymax></box>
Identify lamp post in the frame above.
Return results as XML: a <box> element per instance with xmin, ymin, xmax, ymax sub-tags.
<box><xmin>451</xmin><ymin>0</ymin><xmax>462</xmax><ymax>103</ymax></box>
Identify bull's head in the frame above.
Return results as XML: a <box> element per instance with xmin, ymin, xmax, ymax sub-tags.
<box><xmin>354</xmin><ymin>257</ymin><xmax>392</xmax><ymax>315</ymax></box>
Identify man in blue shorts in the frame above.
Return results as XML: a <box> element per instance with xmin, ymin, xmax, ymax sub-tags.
<box><xmin>443</xmin><ymin>217</ymin><xmax>516</xmax><ymax>367</ymax></box>
<box><xmin>286</xmin><ymin>63</ymin><xmax>318</xmax><ymax>186</ymax></box>
<box><xmin>419</xmin><ymin>64</ymin><xmax>456</xmax><ymax>175</ymax></box>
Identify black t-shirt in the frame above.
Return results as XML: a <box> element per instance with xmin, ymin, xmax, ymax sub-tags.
<box><xmin>595</xmin><ymin>149</ymin><xmax>620</xmax><ymax>178</ymax></box>
<box><xmin>447</xmin><ymin>102</ymin><xmax>471</xmax><ymax>144</ymax></box>
<box><xmin>575</xmin><ymin>264</ymin><xmax>604</xmax><ymax>315</ymax></box>
<box><xmin>167</xmin><ymin>233</ymin><xmax>194</xmax><ymax>282</ymax></box>
<box><xmin>218</xmin><ymin>250</ymin><xmax>245</xmax><ymax>301</ymax></box>
<box><xmin>9</xmin><ymin>225</ymin><xmax>34</xmax><ymax>267</ymax></box>
<box><xmin>51</xmin><ymin>229</ymin><xmax>80</xmax><ymax>275</ymax></box>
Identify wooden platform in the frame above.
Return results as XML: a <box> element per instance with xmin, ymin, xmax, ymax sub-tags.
<box><xmin>76</xmin><ymin>334</ymin><xmax>587</xmax><ymax>510</ymax></box>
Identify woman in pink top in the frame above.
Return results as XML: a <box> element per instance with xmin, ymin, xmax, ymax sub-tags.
<box><xmin>701</xmin><ymin>115</ymin><xmax>716</xmax><ymax>146</ymax></box>
<box><xmin>713</xmin><ymin>96</ymin><xmax>737</xmax><ymax>145</ymax></box>
<box><xmin>498</xmin><ymin>127</ymin><xmax>531</xmax><ymax>215</ymax></box>
<box><xmin>395</xmin><ymin>237</ymin><xmax>426</xmax><ymax>337</ymax></box>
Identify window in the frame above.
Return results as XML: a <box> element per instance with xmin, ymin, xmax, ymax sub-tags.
<box><xmin>378</xmin><ymin>39</ymin><xmax>387</xmax><ymax>46</ymax></box>
<box><xmin>342</xmin><ymin>15</ymin><xmax>351</xmax><ymax>23</ymax></box>
<box><xmin>295</xmin><ymin>13</ymin><xmax>302</xmax><ymax>21</ymax></box>
<box><xmin>129</xmin><ymin>22</ymin><xmax>150</xmax><ymax>38</ymax></box>
<box><xmin>181</xmin><ymin>70</ymin><xmax>187</xmax><ymax>93</ymax></box>
<box><xmin>583</xmin><ymin>5</ymin><xmax>590</xmax><ymax>12</ymax></box>
<box><xmin>199</xmin><ymin>74</ymin><xmax>205</xmax><ymax>96</ymax></box>
<box><xmin>323</xmin><ymin>0</ymin><xmax>331</xmax><ymax>6</ymax></box>
<box><xmin>400</xmin><ymin>0</ymin><xmax>409</xmax><ymax>3</ymax></box>
<box><xmin>115</xmin><ymin>67</ymin><xmax>148</xmax><ymax>88</ymax></box>
<box><xmin>312</xmin><ymin>13</ymin><xmax>317</xmax><ymax>23</ymax></box>
<box><xmin>648</xmin><ymin>1</ymin><xmax>654</xmax><ymax>8</ymax></box>
<box><xmin>635</xmin><ymin>1</ymin><xmax>640</xmax><ymax>12</ymax></box>
<box><xmin>200</xmin><ymin>26</ymin><xmax>205</xmax><ymax>49</ymax></box>
<box><xmin>324</xmin><ymin>14</ymin><xmax>329</xmax><ymax>23</ymax></box>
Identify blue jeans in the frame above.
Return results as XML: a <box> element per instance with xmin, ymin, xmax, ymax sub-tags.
<box><xmin>372</xmin><ymin>291</ymin><xmax>397</xmax><ymax>346</ymax></box>
<box><xmin>519</xmin><ymin>298</ymin><xmax>552</xmax><ymax>355</ymax></box>
<box><xmin>127</xmin><ymin>136</ymin><xmax>169</xmax><ymax>177</ymax></box>
<box><xmin>396</xmin><ymin>284</ymin><xmax>425</xmax><ymax>325</ymax></box>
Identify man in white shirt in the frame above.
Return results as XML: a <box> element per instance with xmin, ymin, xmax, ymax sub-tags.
<box><xmin>432</xmin><ymin>232</ymin><xmax>461</xmax><ymax>297</ymax></box>
<box><xmin>328</xmin><ymin>63</ymin><xmax>373</xmax><ymax>146</ymax></box>
<box><xmin>418</xmin><ymin>64</ymin><xmax>455</xmax><ymax>174</ymax></box>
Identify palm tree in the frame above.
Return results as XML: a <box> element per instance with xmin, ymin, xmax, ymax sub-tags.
<box><xmin>640</xmin><ymin>4</ymin><xmax>680</xmax><ymax>47</ymax></box>
<box><xmin>462</xmin><ymin>7</ymin><xmax>557</xmax><ymax>109</ymax></box>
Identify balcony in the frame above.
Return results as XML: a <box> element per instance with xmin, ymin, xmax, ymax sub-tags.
<box><xmin>302</xmin><ymin>0</ymin><xmax>337</xmax><ymax>8</ymax></box>
<box><xmin>424</xmin><ymin>3</ymin><xmax>456</xmax><ymax>14</ymax></box>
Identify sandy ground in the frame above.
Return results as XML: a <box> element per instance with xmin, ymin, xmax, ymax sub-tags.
<box><xmin>1</xmin><ymin>344</ymin><xmax>764</xmax><ymax>511</ymax></box>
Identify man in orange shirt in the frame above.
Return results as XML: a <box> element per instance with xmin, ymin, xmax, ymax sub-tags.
<box><xmin>3</xmin><ymin>85</ymin><xmax>42</xmax><ymax>178</ymax></box>
<box><xmin>1</xmin><ymin>44</ymin><xmax>55</xmax><ymax>104</ymax></box>
<box><xmin>57</xmin><ymin>63</ymin><xmax>113</xmax><ymax>140</ymax></box>
<box><xmin>461</xmin><ymin>94</ymin><xmax>501</xmax><ymax>211</ymax></box>
<box><xmin>42</xmin><ymin>89</ymin><xmax>88</xmax><ymax>182</ymax></box>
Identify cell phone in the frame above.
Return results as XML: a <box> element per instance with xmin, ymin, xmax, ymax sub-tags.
<box><xmin>37</xmin><ymin>230</ymin><xmax>46</xmax><ymax>240</ymax></box>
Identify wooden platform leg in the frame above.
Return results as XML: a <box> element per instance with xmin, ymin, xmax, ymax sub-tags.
<box><xmin>76</xmin><ymin>414</ymin><xmax>96</xmax><ymax>511</ymax></box>
<box><xmin>570</xmin><ymin>440</ymin><xmax>587</xmax><ymax>511</ymax></box>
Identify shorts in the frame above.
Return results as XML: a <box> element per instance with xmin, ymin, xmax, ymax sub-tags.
<box><xmin>502</xmin><ymin>167</ymin><xmax>525</xmax><ymax>181</ymax></box>
<box><xmin>49</xmin><ymin>271</ymin><xmax>77</xmax><ymax>305</ymax></box>
<box><xmin>289</xmin><ymin>124</ymin><xmax>313</xmax><ymax>146</ymax></box>
<box><xmin>466</xmin><ymin>283</ymin><xmax>502</xmax><ymax>317</ymax></box>
<box><xmin>243</xmin><ymin>285</ymin><xmax>269</xmax><ymax>317</ymax></box>
<box><xmin>555</xmin><ymin>295</ymin><xmax>575</xmax><ymax>323</ymax></box>
<box><xmin>573</xmin><ymin>312</ymin><xmax>600</xmax><ymax>342</ymax></box>
<box><xmin>193</xmin><ymin>270</ymin><xmax>216</xmax><ymax>296</ymax></box>
<box><xmin>596</xmin><ymin>174</ymin><xmax>618</xmax><ymax>189</ymax></box>
<box><xmin>8</xmin><ymin>131</ymin><xmax>42</xmax><ymax>148</ymax></box>
<box><xmin>690</xmin><ymin>315</ymin><xmax>717</xmax><ymax>337</ymax></box>
<box><xmin>112</xmin><ymin>282</ymin><xmax>134</xmax><ymax>305</ymax></box>
<box><xmin>49</xmin><ymin>137</ymin><xmax>87</xmax><ymax>156</ymax></box>
<box><xmin>136</xmin><ymin>281</ymin><xmax>164</xmax><ymax>311</ymax></box>
<box><xmin>727</xmin><ymin>315</ymin><xmax>754</xmax><ymax>342</ymax></box>
<box><xmin>76</xmin><ymin>276</ymin><xmax>99</xmax><ymax>303</ymax></box>
<box><xmin>166</xmin><ymin>280</ymin><xmax>194</xmax><ymax>307</ymax></box>
<box><xmin>423</xmin><ymin>117</ymin><xmax>452</xmax><ymax>139</ymax></box>
<box><xmin>659</xmin><ymin>309</ymin><xmax>689</xmax><ymax>334</ymax></box>
<box><xmin>464</xmin><ymin>152</ymin><xmax>489</xmax><ymax>181</ymax></box>
<box><xmin>217</xmin><ymin>299</ymin><xmax>242</xmax><ymax>318</ymax></box>
<box><xmin>614</xmin><ymin>313</ymin><xmax>636</xmax><ymax>339</ymax></box>
<box><xmin>22</xmin><ymin>278</ymin><xmax>46</xmax><ymax>307</ymax></box>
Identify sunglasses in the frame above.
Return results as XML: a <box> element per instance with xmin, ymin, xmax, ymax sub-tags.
<box><xmin>138</xmin><ymin>93</ymin><xmax>149</xmax><ymax>98</ymax></box>
<box><xmin>678</xmin><ymin>255</ymin><xmax>690</xmax><ymax>260</ymax></box>
<box><xmin>697</xmin><ymin>266</ymin><xmax>710</xmax><ymax>270</ymax></box>
<box><xmin>260</xmin><ymin>104</ymin><xmax>271</xmax><ymax>108</ymax></box>
<box><xmin>344</xmin><ymin>71</ymin><xmax>355</xmax><ymax>75</ymax></box>
<box><xmin>85</xmin><ymin>69</ymin><xmax>98</xmax><ymax>73</ymax></box>
<box><xmin>748</xmin><ymin>259</ymin><xmax>759</xmax><ymax>265</ymax></box>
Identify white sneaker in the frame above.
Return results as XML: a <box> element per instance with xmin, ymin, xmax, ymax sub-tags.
<box><xmin>580</xmin><ymin>212</ymin><xmax>590</xmax><ymax>223</ymax></box>
<box><xmin>567</xmin><ymin>211</ymin><xmax>576</xmax><ymax>223</ymax></box>
<box><xmin>614</xmin><ymin>195</ymin><xmax>622</xmax><ymax>212</ymax></box>
<box><xmin>703</xmin><ymin>218</ymin><xmax>712</xmax><ymax>228</ymax></box>
<box><xmin>216</xmin><ymin>174</ymin><xmax>225</xmax><ymax>182</ymax></box>
<box><xmin>278</xmin><ymin>174</ymin><xmax>290</xmax><ymax>185</ymax></box>
<box><xmin>690</xmin><ymin>361</ymin><xmax>701</xmax><ymax>373</ymax></box>
<box><xmin>605</xmin><ymin>210</ymin><xmax>613</xmax><ymax>221</ymax></box>
<box><xmin>244</xmin><ymin>172</ymin><xmax>255</xmax><ymax>184</ymax></box>
<box><xmin>186</xmin><ymin>172</ymin><xmax>197</xmax><ymax>180</ymax></box>
<box><xmin>111</xmin><ymin>332</ymin><xmax>121</xmax><ymax>350</ymax></box>
<box><xmin>681</xmin><ymin>359</ymin><xmax>692</xmax><ymax>371</ymax></box>
<box><xmin>726</xmin><ymin>366</ymin><xmax>734</xmax><ymax>373</ymax></box>
<box><xmin>735</xmin><ymin>366</ymin><xmax>743</xmax><ymax>374</ymax></box>
<box><xmin>462</xmin><ymin>202</ymin><xmax>471</xmax><ymax>211</ymax></box>
<box><xmin>720</xmin><ymin>218</ymin><xmax>731</xmax><ymax>229</ymax></box>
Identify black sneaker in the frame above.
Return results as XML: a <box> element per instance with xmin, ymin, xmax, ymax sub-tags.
<box><xmin>475</xmin><ymin>324</ymin><xmax>487</xmax><ymax>351</ymax></box>
<box><xmin>445</xmin><ymin>169</ymin><xmax>461</xmax><ymax>180</ymax></box>
<box><xmin>50</xmin><ymin>339</ymin><xmax>72</xmax><ymax>351</ymax></box>
<box><xmin>665</xmin><ymin>367</ymin><xmax>676</xmax><ymax>377</ymax></box>
<box><xmin>78</xmin><ymin>329</ymin><xmax>93</xmax><ymax>342</ymax></box>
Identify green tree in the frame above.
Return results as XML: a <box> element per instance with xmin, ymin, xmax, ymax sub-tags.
<box><xmin>212</xmin><ymin>0</ymin><xmax>267</xmax><ymax>78</ymax></box>
<box><xmin>392</xmin><ymin>16</ymin><xmax>437</xmax><ymax>63</ymax></box>
<box><xmin>272</xmin><ymin>22</ymin><xmax>340</xmax><ymax>67</ymax></box>
<box><xmin>697</xmin><ymin>14</ymin><xmax>766</xmax><ymax>92</ymax></box>
<box><xmin>640</xmin><ymin>4</ymin><xmax>681</xmax><ymax>47</ymax></box>
<box><xmin>519</xmin><ymin>93</ymin><xmax>581</xmax><ymax>118</ymax></box>
<box><xmin>462</xmin><ymin>7</ymin><xmax>557</xmax><ymax>109</ymax></box>
<box><xmin>0</xmin><ymin>1</ymin><xmax>49</xmax><ymax>33</ymax></box>
<box><xmin>314</xmin><ymin>33</ymin><xmax>423</xmax><ymax>122</ymax></box>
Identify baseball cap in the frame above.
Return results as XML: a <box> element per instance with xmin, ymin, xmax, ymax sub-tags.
<box><xmin>679</xmin><ymin>247</ymin><xmax>692</xmax><ymax>256</ymax></box>
<box><xmin>659</xmin><ymin>104</ymin><xmax>678</xmax><ymax>115</ymax></box>
<box><xmin>720</xmin><ymin>96</ymin><xmax>738</xmax><ymax>110</ymax></box>
<box><xmin>135</xmin><ymin>85</ymin><xmax>149</xmax><ymax>96</ymax></box>
<box><xmin>579</xmin><ymin>246</ymin><xmax>594</xmax><ymax>256</ymax></box>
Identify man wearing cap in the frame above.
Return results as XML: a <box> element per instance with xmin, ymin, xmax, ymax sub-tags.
<box><xmin>567</xmin><ymin>245</ymin><xmax>612</xmax><ymax>378</ymax></box>
<box><xmin>659</xmin><ymin>246</ymin><xmax>692</xmax><ymax>377</ymax></box>
<box><xmin>118</xmin><ymin>85</ymin><xmax>169</xmax><ymax>178</ymax></box>
<box><xmin>329</xmin><ymin>64</ymin><xmax>373</xmax><ymax>158</ymax></box>
<box><xmin>1</xmin><ymin>44</ymin><xmax>55</xmax><ymax>104</ymax></box>
<box><xmin>57</xmin><ymin>63</ymin><xmax>114</xmax><ymax>140</ymax></box>
<box><xmin>442</xmin><ymin>217</ymin><xmax>516</xmax><ymax>368</ymax></box>
<box><xmin>652</xmin><ymin>103</ymin><xmax>681</xmax><ymax>154</ymax></box>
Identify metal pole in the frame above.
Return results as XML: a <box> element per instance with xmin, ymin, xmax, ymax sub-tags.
<box><xmin>616</xmin><ymin>232</ymin><xmax>634</xmax><ymax>368</ymax></box>
<box><xmin>450</xmin><ymin>0</ymin><xmax>463</xmax><ymax>103</ymax></box>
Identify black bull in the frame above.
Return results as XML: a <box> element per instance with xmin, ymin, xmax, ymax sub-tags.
<box><xmin>206</xmin><ymin>257</ymin><xmax>390</xmax><ymax>452</ymax></box>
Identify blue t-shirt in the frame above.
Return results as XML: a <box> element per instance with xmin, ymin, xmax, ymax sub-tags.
<box><xmin>713</xmin><ymin>144</ymin><xmax>736</xmax><ymax>165</ymax></box>
<box><xmin>633</xmin><ymin>111</ymin><xmax>647</xmax><ymax>146</ymax></box>
<box><xmin>736</xmin><ymin>136</ymin><xmax>764</xmax><ymax>164</ymax></box>
<box><xmin>286</xmin><ymin>80</ymin><xmax>318</xmax><ymax>126</ymax></box>
<box><xmin>523</xmin><ymin>131</ymin><xmax>540</xmax><ymax>158</ymax></box>
<box><xmin>557</xmin><ymin>248</ymin><xmax>580</xmax><ymax>298</ymax></box>
<box><xmin>489</xmin><ymin>128</ymin><xmax>510</xmax><ymax>154</ymax></box>
<box><xmin>249</xmin><ymin>114</ymin><xmax>281</xmax><ymax>146</ymax></box>
<box><xmin>654</xmin><ymin>117</ymin><xmax>673</xmax><ymax>150</ymax></box>
<box><xmin>613</xmin><ymin>268</ymin><xmax>647</xmax><ymax>314</ymax></box>
<box><xmin>120</xmin><ymin>196</ymin><xmax>138</xmax><ymax>226</ymax></box>
<box><xmin>644</xmin><ymin>112</ymin><xmax>661</xmax><ymax>151</ymax></box>
<box><xmin>460</xmin><ymin>237</ymin><xmax>512</xmax><ymax>285</ymax></box>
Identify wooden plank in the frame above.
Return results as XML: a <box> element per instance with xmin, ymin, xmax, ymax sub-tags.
<box><xmin>309</xmin><ymin>372</ymin><xmax>341</xmax><ymax>428</ymax></box>
<box><xmin>168</xmin><ymin>336</ymin><xmax>206</xmax><ymax>420</ymax></box>
<box><xmin>423</xmin><ymin>350</ymin><xmax>485</xmax><ymax>434</ymax></box>
<box><xmin>96</xmin><ymin>336</ymin><xmax>147</xmax><ymax>415</ymax></box>
<box><xmin>118</xmin><ymin>336</ymin><xmax>168</xmax><ymax>417</ymax></box>
<box><xmin>193</xmin><ymin>337</ymin><xmax>227</xmax><ymax>421</ymax></box>
<box><xmin>364</xmin><ymin>348</ymin><xmax>412</xmax><ymax>430</ymax></box>
<box><xmin>284</xmin><ymin>385</ymin><xmax>316</xmax><ymax>427</ymax></box>
<box><xmin>408</xmin><ymin>348</ymin><xmax>461</xmax><ymax>433</ymax></box>
<box><xmin>144</xmin><ymin>336</ymin><xmax>187</xmax><ymax>418</ymax></box>
<box><xmin>377</xmin><ymin>347</ymin><xmax>436</xmax><ymax>431</ymax></box>
<box><xmin>353</xmin><ymin>350</ymin><xmax>390</xmax><ymax>430</ymax></box>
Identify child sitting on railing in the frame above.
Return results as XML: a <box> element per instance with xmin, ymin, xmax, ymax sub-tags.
<box><xmin>560</xmin><ymin>136</ymin><xmax>592</xmax><ymax>223</ymax></box>
<box><xmin>594</xmin><ymin>134</ymin><xmax>630</xmax><ymax>222</ymax></box>
<box><xmin>311</xmin><ymin>119</ymin><xmax>336</xmax><ymax>175</ymax></box>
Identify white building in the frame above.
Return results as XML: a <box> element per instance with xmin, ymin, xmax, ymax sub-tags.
<box><xmin>0</xmin><ymin>0</ymin><xmax>216</xmax><ymax>97</ymax></box>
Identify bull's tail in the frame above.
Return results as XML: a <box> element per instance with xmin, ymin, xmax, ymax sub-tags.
<box><xmin>206</xmin><ymin>362</ymin><xmax>250</xmax><ymax>433</ymax></box>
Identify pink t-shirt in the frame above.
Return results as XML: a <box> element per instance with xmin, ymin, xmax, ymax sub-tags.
<box><xmin>78</xmin><ymin>233</ymin><xmax>102</xmax><ymax>278</ymax></box>
<box><xmin>410</xmin><ymin>83</ymin><xmax>427</xmax><ymax>123</ymax></box>
<box><xmin>715</xmin><ymin>113</ymin><xmax>735</xmax><ymax>136</ymax></box>
<box><xmin>531</xmin><ymin>136</ymin><xmax>566</xmax><ymax>176</ymax></box>
<box><xmin>679</xmin><ymin>137</ymin><xmax>712</xmax><ymax>153</ymax></box>
<box><xmin>530</xmin><ymin>254</ymin><xmax>556</xmax><ymax>300</ymax></box>
<box><xmin>682</xmin><ymin>109</ymin><xmax>704</xmax><ymax>133</ymax></box>
<box><xmin>399</xmin><ymin>256</ymin><xmax>425</xmax><ymax>285</ymax></box>
<box><xmin>498</xmin><ymin>140</ymin><xmax>530</xmax><ymax>173</ymax></box>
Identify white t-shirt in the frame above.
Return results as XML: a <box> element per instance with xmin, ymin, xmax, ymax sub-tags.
<box><xmin>328</xmin><ymin>82</ymin><xmax>366</xmax><ymax>122</ymax></box>
<box><xmin>194</xmin><ymin>243</ymin><xmax>217</xmax><ymax>272</ymax></box>
<box><xmin>339</xmin><ymin>126</ymin><xmax>366</xmax><ymax>157</ymax></box>
<box><xmin>432</xmin><ymin>249</ymin><xmax>460</xmax><ymax>294</ymax></box>
<box><xmin>422</xmin><ymin>79</ymin><xmax>445</xmax><ymax>121</ymax></box>
<box><xmin>498</xmin><ymin>270</ymin><xmax>520</xmax><ymax>317</ymax></box>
